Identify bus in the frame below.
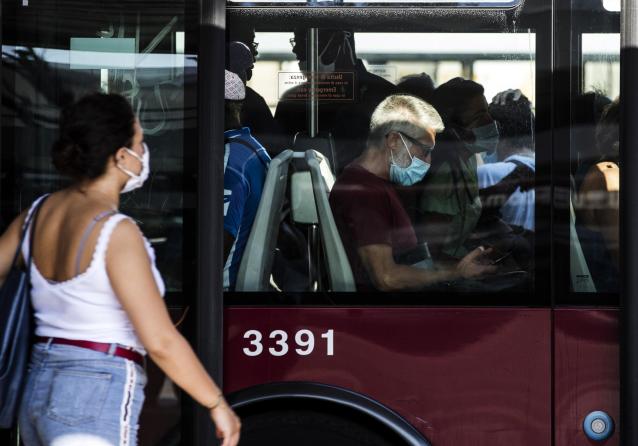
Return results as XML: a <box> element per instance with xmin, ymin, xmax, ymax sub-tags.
<box><xmin>1</xmin><ymin>0</ymin><xmax>637</xmax><ymax>444</ymax></box>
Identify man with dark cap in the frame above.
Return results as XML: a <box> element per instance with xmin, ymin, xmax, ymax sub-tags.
<box><xmin>227</xmin><ymin>40</ymin><xmax>282</xmax><ymax>155</ymax></box>
<box><xmin>416</xmin><ymin>77</ymin><xmax>498</xmax><ymax>260</ymax></box>
<box><xmin>275</xmin><ymin>28</ymin><xmax>397</xmax><ymax>173</ymax></box>
<box><xmin>223</xmin><ymin>70</ymin><xmax>271</xmax><ymax>290</ymax></box>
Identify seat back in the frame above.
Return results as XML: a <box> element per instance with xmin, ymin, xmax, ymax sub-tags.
<box><xmin>305</xmin><ymin>150</ymin><xmax>356</xmax><ymax>292</ymax></box>
<box><xmin>235</xmin><ymin>150</ymin><xmax>294</xmax><ymax>291</ymax></box>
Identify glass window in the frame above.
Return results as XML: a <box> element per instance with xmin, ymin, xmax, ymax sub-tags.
<box><xmin>2</xmin><ymin>1</ymin><xmax>197</xmax><ymax>442</ymax></box>
<box><xmin>224</xmin><ymin>23</ymin><xmax>537</xmax><ymax>299</ymax></box>
<box><xmin>569</xmin><ymin>32</ymin><xmax>620</xmax><ymax>295</ymax></box>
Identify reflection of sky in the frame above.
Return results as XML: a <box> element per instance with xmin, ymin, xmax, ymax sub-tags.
<box><xmin>2</xmin><ymin>46</ymin><xmax>197</xmax><ymax>69</ymax></box>
<box><xmin>255</xmin><ymin>31</ymin><xmax>618</xmax><ymax>57</ymax></box>
<box><xmin>228</xmin><ymin>0</ymin><xmax>520</xmax><ymax>3</ymax></box>
<box><xmin>257</xmin><ymin>32</ymin><xmax>537</xmax><ymax>56</ymax></box>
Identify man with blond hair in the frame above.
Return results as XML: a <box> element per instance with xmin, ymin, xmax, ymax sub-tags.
<box><xmin>329</xmin><ymin>94</ymin><xmax>494</xmax><ymax>291</ymax></box>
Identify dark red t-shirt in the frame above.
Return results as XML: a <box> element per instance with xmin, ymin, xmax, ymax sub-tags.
<box><xmin>329</xmin><ymin>164</ymin><xmax>417</xmax><ymax>289</ymax></box>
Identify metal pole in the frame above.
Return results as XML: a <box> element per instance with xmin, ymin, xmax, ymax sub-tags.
<box><xmin>197</xmin><ymin>0</ymin><xmax>225</xmax><ymax>444</ymax></box>
<box><xmin>620</xmin><ymin>0</ymin><xmax>638</xmax><ymax>444</ymax></box>
<box><xmin>307</xmin><ymin>28</ymin><xmax>319</xmax><ymax>137</ymax></box>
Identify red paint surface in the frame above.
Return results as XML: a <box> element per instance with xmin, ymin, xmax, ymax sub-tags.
<box><xmin>225</xmin><ymin>307</ymin><xmax>551</xmax><ymax>445</ymax></box>
<box><xmin>554</xmin><ymin>309</ymin><xmax>619</xmax><ymax>446</ymax></box>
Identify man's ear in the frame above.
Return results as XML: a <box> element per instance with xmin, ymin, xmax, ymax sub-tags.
<box><xmin>386</xmin><ymin>132</ymin><xmax>400</xmax><ymax>151</ymax></box>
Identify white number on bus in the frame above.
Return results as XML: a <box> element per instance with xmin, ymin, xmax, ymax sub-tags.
<box><xmin>243</xmin><ymin>329</ymin><xmax>263</xmax><ymax>356</ymax></box>
<box><xmin>242</xmin><ymin>329</ymin><xmax>334</xmax><ymax>357</ymax></box>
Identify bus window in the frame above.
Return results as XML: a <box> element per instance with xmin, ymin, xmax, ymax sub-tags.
<box><xmin>1</xmin><ymin>1</ymin><xmax>197</xmax><ymax>442</ymax></box>
<box><xmin>569</xmin><ymin>31</ymin><xmax>620</xmax><ymax>296</ymax></box>
<box><xmin>224</xmin><ymin>25</ymin><xmax>538</xmax><ymax>299</ymax></box>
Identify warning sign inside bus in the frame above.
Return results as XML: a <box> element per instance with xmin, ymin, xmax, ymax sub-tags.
<box><xmin>278</xmin><ymin>71</ymin><xmax>355</xmax><ymax>101</ymax></box>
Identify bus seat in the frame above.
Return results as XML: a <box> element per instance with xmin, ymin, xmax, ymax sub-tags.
<box><xmin>235</xmin><ymin>150</ymin><xmax>294</xmax><ymax>291</ymax></box>
<box><xmin>293</xmin><ymin>131</ymin><xmax>338</xmax><ymax>174</ymax></box>
<box><xmin>305</xmin><ymin>150</ymin><xmax>356</xmax><ymax>292</ymax></box>
<box><xmin>569</xmin><ymin>196</ymin><xmax>596</xmax><ymax>292</ymax></box>
<box><xmin>291</xmin><ymin>172</ymin><xmax>318</xmax><ymax>224</ymax></box>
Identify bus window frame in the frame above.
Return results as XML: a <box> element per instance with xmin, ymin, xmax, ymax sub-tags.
<box><xmin>224</xmin><ymin>0</ymin><xmax>553</xmax><ymax>306</ymax></box>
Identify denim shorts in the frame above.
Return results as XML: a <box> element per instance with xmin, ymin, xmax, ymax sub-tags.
<box><xmin>18</xmin><ymin>342</ymin><xmax>147</xmax><ymax>446</ymax></box>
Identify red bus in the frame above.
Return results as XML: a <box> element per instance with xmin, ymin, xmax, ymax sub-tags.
<box><xmin>1</xmin><ymin>0</ymin><xmax>637</xmax><ymax>444</ymax></box>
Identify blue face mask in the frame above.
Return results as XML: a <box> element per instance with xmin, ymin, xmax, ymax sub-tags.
<box><xmin>389</xmin><ymin>134</ymin><xmax>431</xmax><ymax>186</ymax></box>
<box><xmin>466</xmin><ymin>121</ymin><xmax>499</xmax><ymax>155</ymax></box>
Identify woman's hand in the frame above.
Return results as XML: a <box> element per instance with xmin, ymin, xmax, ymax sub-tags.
<box><xmin>210</xmin><ymin>399</ymin><xmax>241</xmax><ymax>446</ymax></box>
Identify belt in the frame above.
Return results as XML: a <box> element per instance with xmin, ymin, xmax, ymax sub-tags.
<box><xmin>34</xmin><ymin>336</ymin><xmax>144</xmax><ymax>367</ymax></box>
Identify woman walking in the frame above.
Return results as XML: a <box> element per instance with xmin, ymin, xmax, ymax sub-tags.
<box><xmin>0</xmin><ymin>93</ymin><xmax>240</xmax><ymax>445</ymax></box>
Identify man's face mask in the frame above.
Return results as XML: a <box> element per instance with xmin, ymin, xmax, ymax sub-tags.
<box><xmin>118</xmin><ymin>142</ymin><xmax>150</xmax><ymax>193</ymax></box>
<box><xmin>389</xmin><ymin>133</ymin><xmax>431</xmax><ymax>186</ymax></box>
<box><xmin>465</xmin><ymin>121</ymin><xmax>499</xmax><ymax>155</ymax></box>
<box><xmin>297</xmin><ymin>31</ymin><xmax>355</xmax><ymax>73</ymax></box>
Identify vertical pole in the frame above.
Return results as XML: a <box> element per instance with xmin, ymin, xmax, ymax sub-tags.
<box><xmin>307</xmin><ymin>28</ymin><xmax>319</xmax><ymax>138</ymax></box>
<box><xmin>197</xmin><ymin>0</ymin><xmax>225</xmax><ymax>444</ymax></box>
<box><xmin>620</xmin><ymin>0</ymin><xmax>638</xmax><ymax>444</ymax></box>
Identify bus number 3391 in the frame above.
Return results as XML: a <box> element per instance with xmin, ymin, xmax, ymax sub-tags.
<box><xmin>242</xmin><ymin>329</ymin><xmax>335</xmax><ymax>357</ymax></box>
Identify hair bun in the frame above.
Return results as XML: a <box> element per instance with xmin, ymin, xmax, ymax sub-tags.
<box><xmin>52</xmin><ymin>139</ymin><xmax>84</xmax><ymax>177</ymax></box>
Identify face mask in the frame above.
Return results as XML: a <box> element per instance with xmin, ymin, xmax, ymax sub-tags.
<box><xmin>118</xmin><ymin>142</ymin><xmax>150</xmax><ymax>193</ymax></box>
<box><xmin>297</xmin><ymin>32</ymin><xmax>355</xmax><ymax>73</ymax></box>
<box><xmin>389</xmin><ymin>134</ymin><xmax>431</xmax><ymax>186</ymax></box>
<box><xmin>465</xmin><ymin>121</ymin><xmax>499</xmax><ymax>155</ymax></box>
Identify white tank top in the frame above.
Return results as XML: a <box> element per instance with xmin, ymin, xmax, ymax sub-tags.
<box><xmin>21</xmin><ymin>196</ymin><xmax>166</xmax><ymax>353</ymax></box>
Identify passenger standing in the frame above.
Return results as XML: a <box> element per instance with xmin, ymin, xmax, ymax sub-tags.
<box><xmin>223</xmin><ymin>70</ymin><xmax>271</xmax><ymax>290</ymax></box>
<box><xmin>478</xmin><ymin>89</ymin><xmax>535</xmax><ymax>232</ymax></box>
<box><xmin>576</xmin><ymin>98</ymin><xmax>620</xmax><ymax>292</ymax></box>
<box><xmin>1</xmin><ymin>93</ymin><xmax>240</xmax><ymax>445</ymax></box>
<box><xmin>227</xmin><ymin>27</ymin><xmax>283</xmax><ymax>155</ymax></box>
<box><xmin>275</xmin><ymin>29</ymin><xmax>397</xmax><ymax>173</ymax></box>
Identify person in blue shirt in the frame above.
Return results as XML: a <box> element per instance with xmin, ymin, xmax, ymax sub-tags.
<box><xmin>223</xmin><ymin>70</ymin><xmax>271</xmax><ymax>290</ymax></box>
<box><xmin>477</xmin><ymin>89</ymin><xmax>535</xmax><ymax>232</ymax></box>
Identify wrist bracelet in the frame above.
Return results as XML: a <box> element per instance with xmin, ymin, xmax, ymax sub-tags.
<box><xmin>206</xmin><ymin>394</ymin><xmax>224</xmax><ymax>411</ymax></box>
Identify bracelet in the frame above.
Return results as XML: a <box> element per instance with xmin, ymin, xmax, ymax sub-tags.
<box><xmin>206</xmin><ymin>394</ymin><xmax>224</xmax><ymax>411</ymax></box>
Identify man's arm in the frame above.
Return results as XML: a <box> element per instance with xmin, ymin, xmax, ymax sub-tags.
<box><xmin>358</xmin><ymin>244</ymin><xmax>495</xmax><ymax>292</ymax></box>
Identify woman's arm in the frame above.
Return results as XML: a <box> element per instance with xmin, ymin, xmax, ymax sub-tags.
<box><xmin>0</xmin><ymin>211</ymin><xmax>28</xmax><ymax>287</ymax></box>
<box><xmin>107</xmin><ymin>219</ymin><xmax>240</xmax><ymax>446</ymax></box>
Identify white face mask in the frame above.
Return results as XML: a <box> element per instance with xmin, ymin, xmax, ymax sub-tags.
<box><xmin>118</xmin><ymin>142</ymin><xmax>150</xmax><ymax>194</ymax></box>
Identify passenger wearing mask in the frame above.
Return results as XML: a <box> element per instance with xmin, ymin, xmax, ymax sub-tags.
<box><xmin>226</xmin><ymin>27</ymin><xmax>282</xmax><ymax>155</ymax></box>
<box><xmin>329</xmin><ymin>94</ymin><xmax>495</xmax><ymax>291</ymax></box>
<box><xmin>223</xmin><ymin>70</ymin><xmax>271</xmax><ymax>290</ymax></box>
<box><xmin>576</xmin><ymin>98</ymin><xmax>619</xmax><ymax>292</ymax></box>
<box><xmin>478</xmin><ymin>89</ymin><xmax>535</xmax><ymax>233</ymax></box>
<box><xmin>417</xmin><ymin>78</ymin><xmax>498</xmax><ymax>259</ymax></box>
<box><xmin>275</xmin><ymin>28</ymin><xmax>397</xmax><ymax>173</ymax></box>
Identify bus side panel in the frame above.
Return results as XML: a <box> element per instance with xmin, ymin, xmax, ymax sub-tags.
<box><xmin>224</xmin><ymin>307</ymin><xmax>551</xmax><ymax>446</ymax></box>
<box><xmin>554</xmin><ymin>308</ymin><xmax>619</xmax><ymax>445</ymax></box>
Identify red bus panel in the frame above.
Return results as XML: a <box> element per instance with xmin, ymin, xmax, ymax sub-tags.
<box><xmin>225</xmin><ymin>307</ymin><xmax>551</xmax><ymax>445</ymax></box>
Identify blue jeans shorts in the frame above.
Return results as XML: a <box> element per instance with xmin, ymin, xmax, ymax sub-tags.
<box><xmin>18</xmin><ymin>342</ymin><xmax>147</xmax><ymax>446</ymax></box>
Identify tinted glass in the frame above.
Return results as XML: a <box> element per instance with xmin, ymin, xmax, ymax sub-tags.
<box><xmin>2</xmin><ymin>1</ymin><xmax>197</xmax><ymax>442</ymax></box>
<box><xmin>223</xmin><ymin>21</ymin><xmax>538</xmax><ymax>300</ymax></box>
<box><xmin>568</xmin><ymin>17</ymin><xmax>620</xmax><ymax>296</ymax></box>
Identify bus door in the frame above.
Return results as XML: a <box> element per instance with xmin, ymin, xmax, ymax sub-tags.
<box><xmin>223</xmin><ymin>1</ymin><xmax>553</xmax><ymax>445</ymax></box>
<box><xmin>557</xmin><ymin>0</ymin><xmax>620</xmax><ymax>444</ymax></box>
<box><xmin>1</xmin><ymin>1</ymin><xmax>199</xmax><ymax>444</ymax></box>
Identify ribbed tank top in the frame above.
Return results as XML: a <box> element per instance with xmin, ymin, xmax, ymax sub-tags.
<box><xmin>21</xmin><ymin>196</ymin><xmax>165</xmax><ymax>353</ymax></box>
